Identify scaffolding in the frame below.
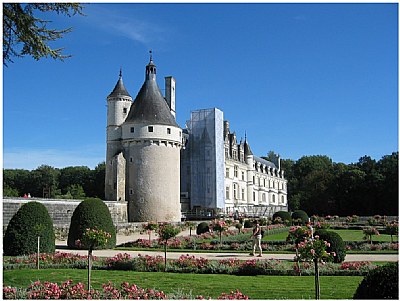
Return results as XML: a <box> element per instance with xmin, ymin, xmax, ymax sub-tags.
<box><xmin>187</xmin><ymin>108</ymin><xmax>224</xmax><ymax>210</ymax></box>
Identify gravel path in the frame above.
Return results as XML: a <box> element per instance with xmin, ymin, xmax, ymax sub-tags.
<box><xmin>56</xmin><ymin>232</ymin><xmax>399</xmax><ymax>262</ymax></box>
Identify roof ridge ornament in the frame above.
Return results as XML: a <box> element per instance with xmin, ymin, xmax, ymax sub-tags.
<box><xmin>119</xmin><ymin>66</ymin><xmax>122</xmax><ymax>78</ymax></box>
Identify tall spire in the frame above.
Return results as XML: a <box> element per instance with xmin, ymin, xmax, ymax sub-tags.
<box><xmin>145</xmin><ymin>50</ymin><xmax>156</xmax><ymax>80</ymax></box>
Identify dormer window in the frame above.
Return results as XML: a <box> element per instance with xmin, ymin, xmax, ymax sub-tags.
<box><xmin>167</xmin><ymin>128</ymin><xmax>171</xmax><ymax>134</ymax></box>
<box><xmin>130</xmin><ymin>127</ymin><xmax>134</xmax><ymax>133</ymax></box>
<box><xmin>123</xmin><ymin>108</ymin><xmax>127</xmax><ymax>114</ymax></box>
<box><xmin>148</xmin><ymin>126</ymin><xmax>153</xmax><ymax>132</ymax></box>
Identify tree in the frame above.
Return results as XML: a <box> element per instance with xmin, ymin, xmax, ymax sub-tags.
<box><xmin>30</xmin><ymin>165</ymin><xmax>60</xmax><ymax>198</ymax></box>
<box><xmin>297</xmin><ymin>237</ymin><xmax>335</xmax><ymax>299</ymax></box>
<box><xmin>3</xmin><ymin>3</ymin><xmax>84</xmax><ymax>66</ymax></box>
<box><xmin>333</xmin><ymin>165</ymin><xmax>366</xmax><ymax>216</ymax></box>
<box><xmin>158</xmin><ymin>223</ymin><xmax>180</xmax><ymax>271</ymax></box>
<box><xmin>76</xmin><ymin>227</ymin><xmax>111</xmax><ymax>290</ymax></box>
<box><xmin>143</xmin><ymin>222</ymin><xmax>159</xmax><ymax>241</ymax></box>
<box><xmin>291</xmin><ymin>155</ymin><xmax>335</xmax><ymax>215</ymax></box>
<box><xmin>85</xmin><ymin>162</ymin><xmax>106</xmax><ymax>199</ymax></box>
<box><xmin>376</xmin><ymin>152</ymin><xmax>398</xmax><ymax>215</ymax></box>
<box><xmin>385</xmin><ymin>222</ymin><xmax>398</xmax><ymax>243</ymax></box>
<box><xmin>210</xmin><ymin>219</ymin><xmax>227</xmax><ymax>248</ymax></box>
<box><xmin>3</xmin><ymin>169</ymin><xmax>32</xmax><ymax>196</ymax></box>
<box><xmin>58</xmin><ymin>166</ymin><xmax>91</xmax><ymax>195</ymax></box>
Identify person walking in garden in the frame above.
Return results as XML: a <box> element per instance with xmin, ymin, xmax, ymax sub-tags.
<box><xmin>250</xmin><ymin>221</ymin><xmax>262</xmax><ymax>257</ymax></box>
<box><xmin>306</xmin><ymin>220</ymin><xmax>314</xmax><ymax>240</ymax></box>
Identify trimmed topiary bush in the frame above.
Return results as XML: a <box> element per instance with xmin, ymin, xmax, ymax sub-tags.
<box><xmin>272</xmin><ymin>211</ymin><xmax>292</xmax><ymax>224</ymax></box>
<box><xmin>291</xmin><ymin>210</ymin><xmax>309</xmax><ymax>225</ymax></box>
<box><xmin>243</xmin><ymin>219</ymin><xmax>254</xmax><ymax>229</ymax></box>
<box><xmin>4</xmin><ymin>201</ymin><xmax>55</xmax><ymax>256</ymax></box>
<box><xmin>315</xmin><ymin>229</ymin><xmax>346</xmax><ymax>263</ymax></box>
<box><xmin>196</xmin><ymin>222</ymin><xmax>209</xmax><ymax>235</ymax></box>
<box><xmin>67</xmin><ymin>198</ymin><xmax>116</xmax><ymax>249</ymax></box>
<box><xmin>353</xmin><ymin>262</ymin><xmax>398</xmax><ymax>299</ymax></box>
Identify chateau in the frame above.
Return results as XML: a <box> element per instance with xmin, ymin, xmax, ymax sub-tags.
<box><xmin>105</xmin><ymin>56</ymin><xmax>288</xmax><ymax>222</ymax></box>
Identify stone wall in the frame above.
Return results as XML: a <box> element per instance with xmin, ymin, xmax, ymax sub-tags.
<box><xmin>2</xmin><ymin>197</ymin><xmax>128</xmax><ymax>227</ymax></box>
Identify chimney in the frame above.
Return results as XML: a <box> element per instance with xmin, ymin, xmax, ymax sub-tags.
<box><xmin>165</xmin><ymin>76</ymin><xmax>176</xmax><ymax>119</ymax></box>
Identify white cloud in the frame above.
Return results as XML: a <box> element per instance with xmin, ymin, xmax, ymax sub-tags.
<box><xmin>87</xmin><ymin>5</ymin><xmax>169</xmax><ymax>47</ymax></box>
<box><xmin>3</xmin><ymin>147</ymin><xmax>105</xmax><ymax>170</ymax></box>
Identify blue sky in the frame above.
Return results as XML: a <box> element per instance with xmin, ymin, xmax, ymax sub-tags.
<box><xmin>3</xmin><ymin>3</ymin><xmax>398</xmax><ymax>170</ymax></box>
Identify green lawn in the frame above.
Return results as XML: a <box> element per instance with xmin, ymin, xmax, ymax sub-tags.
<box><xmin>3</xmin><ymin>269</ymin><xmax>363</xmax><ymax>299</ymax></box>
<box><xmin>264</xmin><ymin>229</ymin><xmax>398</xmax><ymax>242</ymax></box>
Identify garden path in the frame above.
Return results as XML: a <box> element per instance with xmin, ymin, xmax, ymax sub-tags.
<box><xmin>56</xmin><ymin>231</ymin><xmax>398</xmax><ymax>262</ymax></box>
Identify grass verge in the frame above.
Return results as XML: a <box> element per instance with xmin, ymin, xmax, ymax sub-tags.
<box><xmin>3</xmin><ymin>269</ymin><xmax>363</xmax><ymax>299</ymax></box>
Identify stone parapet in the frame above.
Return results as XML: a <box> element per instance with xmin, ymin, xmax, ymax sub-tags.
<box><xmin>2</xmin><ymin>197</ymin><xmax>128</xmax><ymax>227</ymax></box>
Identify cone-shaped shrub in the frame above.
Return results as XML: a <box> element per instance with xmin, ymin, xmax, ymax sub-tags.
<box><xmin>196</xmin><ymin>222</ymin><xmax>209</xmax><ymax>235</ymax></box>
<box><xmin>353</xmin><ymin>262</ymin><xmax>398</xmax><ymax>299</ymax></box>
<box><xmin>315</xmin><ymin>229</ymin><xmax>346</xmax><ymax>263</ymax></box>
<box><xmin>272</xmin><ymin>211</ymin><xmax>292</xmax><ymax>224</ymax></box>
<box><xmin>291</xmin><ymin>210</ymin><xmax>309</xmax><ymax>225</ymax></box>
<box><xmin>4</xmin><ymin>201</ymin><xmax>55</xmax><ymax>256</ymax></box>
<box><xmin>67</xmin><ymin>198</ymin><xmax>116</xmax><ymax>249</ymax></box>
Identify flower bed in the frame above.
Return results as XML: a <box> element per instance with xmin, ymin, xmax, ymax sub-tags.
<box><xmin>3</xmin><ymin>280</ymin><xmax>249</xmax><ymax>299</ymax></box>
<box><xmin>3</xmin><ymin>252</ymin><xmax>378</xmax><ymax>276</ymax></box>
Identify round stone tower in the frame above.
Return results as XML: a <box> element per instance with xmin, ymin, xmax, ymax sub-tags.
<box><xmin>105</xmin><ymin>70</ymin><xmax>132</xmax><ymax>202</ymax></box>
<box><xmin>122</xmin><ymin>55</ymin><xmax>182</xmax><ymax>222</ymax></box>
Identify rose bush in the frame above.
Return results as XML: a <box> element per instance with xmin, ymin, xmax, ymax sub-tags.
<box><xmin>3</xmin><ymin>280</ymin><xmax>249</xmax><ymax>300</ymax></box>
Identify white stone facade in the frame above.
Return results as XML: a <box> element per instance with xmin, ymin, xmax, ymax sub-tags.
<box><xmin>223</xmin><ymin>122</ymin><xmax>288</xmax><ymax>216</ymax></box>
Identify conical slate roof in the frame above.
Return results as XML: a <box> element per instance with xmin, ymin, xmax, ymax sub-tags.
<box><xmin>108</xmin><ymin>72</ymin><xmax>131</xmax><ymax>98</ymax></box>
<box><xmin>125</xmin><ymin>73</ymin><xmax>179</xmax><ymax>127</ymax></box>
<box><xmin>244</xmin><ymin>140</ymin><xmax>253</xmax><ymax>156</ymax></box>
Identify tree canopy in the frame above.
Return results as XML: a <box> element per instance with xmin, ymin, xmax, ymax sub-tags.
<box><xmin>3</xmin><ymin>152</ymin><xmax>398</xmax><ymax>216</ymax></box>
<box><xmin>3</xmin><ymin>3</ymin><xmax>84</xmax><ymax>66</ymax></box>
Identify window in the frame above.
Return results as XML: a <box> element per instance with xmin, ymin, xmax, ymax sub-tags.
<box><xmin>129</xmin><ymin>189</ymin><xmax>133</xmax><ymax>195</ymax></box>
<box><xmin>272</xmin><ymin>194</ymin><xmax>276</xmax><ymax>203</ymax></box>
<box><xmin>281</xmin><ymin>195</ymin><xmax>285</xmax><ymax>204</ymax></box>
<box><xmin>130</xmin><ymin>127</ymin><xmax>134</xmax><ymax>133</ymax></box>
<box><xmin>148</xmin><ymin>126</ymin><xmax>153</xmax><ymax>132</ymax></box>
<box><xmin>242</xmin><ymin>171</ymin><xmax>245</xmax><ymax>181</ymax></box>
<box><xmin>167</xmin><ymin>128</ymin><xmax>171</xmax><ymax>134</ymax></box>
<box><xmin>233</xmin><ymin>184</ymin><xmax>237</xmax><ymax>199</ymax></box>
<box><xmin>234</xmin><ymin>165</ymin><xmax>238</xmax><ymax>178</ymax></box>
<box><xmin>225</xmin><ymin>168</ymin><xmax>230</xmax><ymax>178</ymax></box>
<box><xmin>130</xmin><ymin>157</ymin><xmax>133</xmax><ymax>163</ymax></box>
<box><xmin>262</xmin><ymin>193</ymin><xmax>266</xmax><ymax>202</ymax></box>
<box><xmin>225</xmin><ymin>186</ymin><xmax>230</xmax><ymax>199</ymax></box>
<box><xmin>123</xmin><ymin>108</ymin><xmax>127</xmax><ymax>114</ymax></box>
<box><xmin>241</xmin><ymin>188</ymin><xmax>245</xmax><ymax>200</ymax></box>
<box><xmin>253</xmin><ymin>176</ymin><xmax>255</xmax><ymax>184</ymax></box>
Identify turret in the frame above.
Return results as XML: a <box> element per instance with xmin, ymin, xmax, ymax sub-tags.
<box><xmin>107</xmin><ymin>69</ymin><xmax>132</xmax><ymax>128</ymax></box>
<box><xmin>105</xmin><ymin>69</ymin><xmax>132</xmax><ymax>202</ymax></box>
